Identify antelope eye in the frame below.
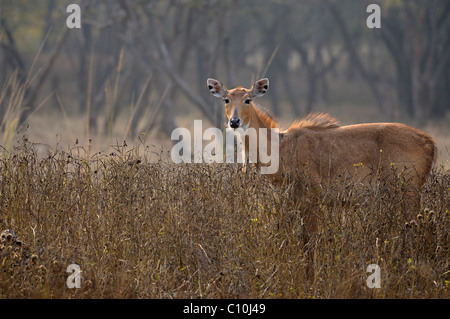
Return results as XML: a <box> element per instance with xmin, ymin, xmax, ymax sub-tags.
<box><xmin>224</xmin><ymin>98</ymin><xmax>230</xmax><ymax>104</ymax></box>
<box><xmin>244</xmin><ymin>98</ymin><xmax>251</xmax><ymax>104</ymax></box>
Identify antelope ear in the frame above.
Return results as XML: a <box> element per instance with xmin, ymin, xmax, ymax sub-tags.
<box><xmin>207</xmin><ymin>78</ymin><xmax>228</xmax><ymax>98</ymax></box>
<box><xmin>249</xmin><ymin>78</ymin><xmax>269</xmax><ymax>98</ymax></box>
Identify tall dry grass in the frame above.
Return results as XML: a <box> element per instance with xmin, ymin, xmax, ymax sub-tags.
<box><xmin>0</xmin><ymin>136</ymin><xmax>448</xmax><ymax>298</ymax></box>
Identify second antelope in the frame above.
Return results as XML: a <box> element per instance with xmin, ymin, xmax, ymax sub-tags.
<box><xmin>207</xmin><ymin>78</ymin><xmax>437</xmax><ymax>221</ymax></box>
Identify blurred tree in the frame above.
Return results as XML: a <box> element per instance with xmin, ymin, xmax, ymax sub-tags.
<box><xmin>1</xmin><ymin>0</ymin><xmax>449</xmax><ymax>142</ymax></box>
<box><xmin>328</xmin><ymin>0</ymin><xmax>450</xmax><ymax>125</ymax></box>
<box><xmin>380</xmin><ymin>0</ymin><xmax>450</xmax><ymax>125</ymax></box>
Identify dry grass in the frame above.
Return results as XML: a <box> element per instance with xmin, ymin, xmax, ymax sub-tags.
<box><xmin>0</xmin><ymin>135</ymin><xmax>449</xmax><ymax>299</ymax></box>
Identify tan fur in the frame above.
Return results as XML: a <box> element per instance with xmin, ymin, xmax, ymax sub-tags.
<box><xmin>207</xmin><ymin>79</ymin><xmax>438</xmax><ymax>222</ymax></box>
<box><xmin>223</xmin><ymin>87</ymin><xmax>277</xmax><ymax>157</ymax></box>
<box><xmin>276</xmin><ymin>114</ymin><xmax>437</xmax><ymax>224</ymax></box>
<box><xmin>288</xmin><ymin>112</ymin><xmax>339</xmax><ymax>130</ymax></box>
<box><xmin>276</xmin><ymin>116</ymin><xmax>437</xmax><ymax>188</ymax></box>
<box><xmin>225</xmin><ymin>88</ymin><xmax>278</xmax><ymax>130</ymax></box>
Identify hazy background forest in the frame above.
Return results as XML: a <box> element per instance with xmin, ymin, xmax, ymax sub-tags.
<box><xmin>1</xmin><ymin>0</ymin><xmax>449</xmax><ymax>166</ymax></box>
<box><xmin>1</xmin><ymin>0</ymin><xmax>450</xmax><ymax>300</ymax></box>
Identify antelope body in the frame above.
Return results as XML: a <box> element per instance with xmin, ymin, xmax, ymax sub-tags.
<box><xmin>207</xmin><ymin>78</ymin><xmax>437</xmax><ymax>219</ymax></box>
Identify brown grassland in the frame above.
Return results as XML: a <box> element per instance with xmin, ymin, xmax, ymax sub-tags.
<box><xmin>0</xmin><ymin>132</ymin><xmax>449</xmax><ymax>299</ymax></box>
<box><xmin>1</xmin><ymin>1</ymin><xmax>449</xmax><ymax>299</ymax></box>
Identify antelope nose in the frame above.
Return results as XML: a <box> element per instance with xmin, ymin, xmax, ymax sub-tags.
<box><xmin>229</xmin><ymin>117</ymin><xmax>240</xmax><ymax>129</ymax></box>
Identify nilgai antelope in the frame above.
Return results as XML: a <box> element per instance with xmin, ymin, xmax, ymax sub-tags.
<box><xmin>207</xmin><ymin>78</ymin><xmax>438</xmax><ymax>222</ymax></box>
